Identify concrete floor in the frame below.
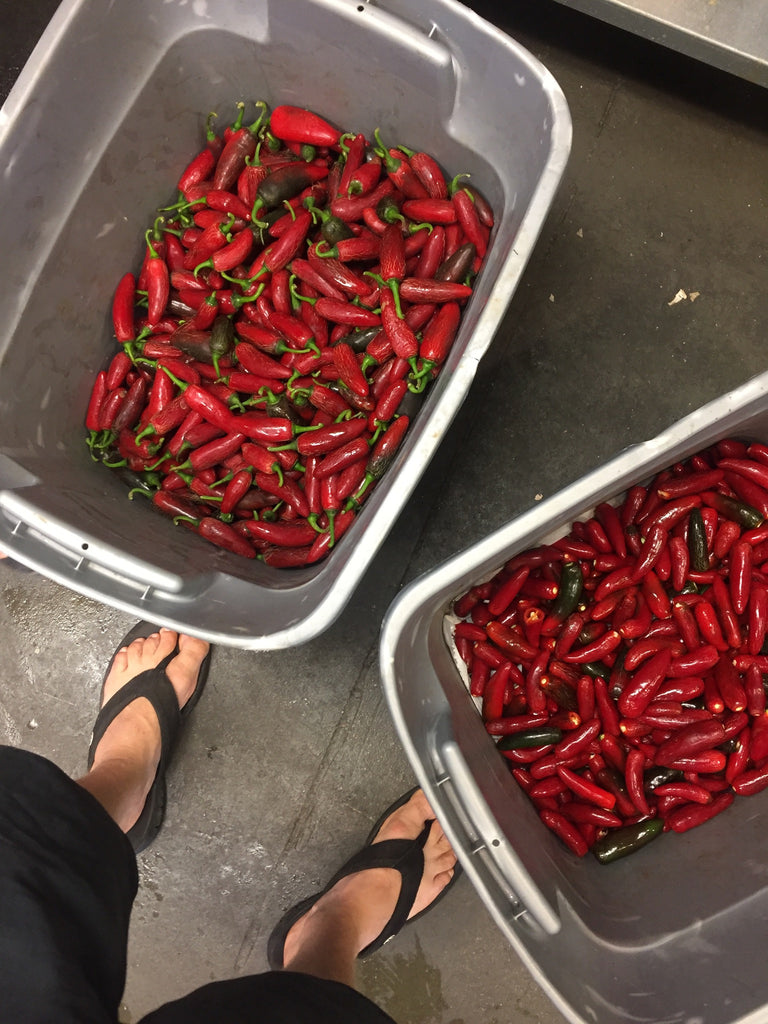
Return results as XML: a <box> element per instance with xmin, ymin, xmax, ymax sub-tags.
<box><xmin>2</xmin><ymin>2</ymin><xmax>768</xmax><ymax>1022</ymax></box>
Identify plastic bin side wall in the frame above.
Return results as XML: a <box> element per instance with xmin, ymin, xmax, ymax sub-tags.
<box><xmin>0</xmin><ymin>0</ymin><xmax>570</xmax><ymax>647</ymax></box>
<box><xmin>381</xmin><ymin>375</ymin><xmax>768</xmax><ymax>1024</ymax></box>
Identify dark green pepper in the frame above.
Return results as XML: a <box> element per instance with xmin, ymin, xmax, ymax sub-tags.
<box><xmin>592</xmin><ymin>819</ymin><xmax>664</xmax><ymax>864</ymax></box>
<box><xmin>549</xmin><ymin>560</ymin><xmax>583</xmax><ymax>622</ymax></box>
<box><xmin>643</xmin><ymin>766</ymin><xmax>683</xmax><ymax>791</ymax></box>
<box><xmin>687</xmin><ymin>507</ymin><xmax>710</xmax><ymax>572</ymax></box>
<box><xmin>497</xmin><ymin>725</ymin><xmax>563</xmax><ymax>751</ymax></box>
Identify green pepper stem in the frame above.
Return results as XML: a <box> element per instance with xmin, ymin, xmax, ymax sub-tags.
<box><xmin>158</xmin><ymin>365</ymin><xmax>189</xmax><ymax>391</ymax></box>
<box><xmin>372</xmin><ymin>128</ymin><xmax>399</xmax><ymax>172</ymax></box>
<box><xmin>289</xmin><ymin>275</ymin><xmax>316</xmax><ymax>306</ymax></box>
<box><xmin>173</xmin><ymin>514</ymin><xmax>199</xmax><ymax>527</ymax></box>
<box><xmin>127</xmin><ymin>486</ymin><xmax>153</xmax><ymax>500</ymax></box>
<box><xmin>206</xmin><ymin>111</ymin><xmax>218</xmax><ymax>143</ymax></box>
<box><xmin>388</xmin><ymin>278</ymin><xmax>404</xmax><ymax>318</ymax></box>
<box><xmin>448</xmin><ymin>172</ymin><xmax>471</xmax><ymax>196</ymax></box>
<box><xmin>313</xmin><ymin>239</ymin><xmax>338</xmax><ymax>259</ymax></box>
<box><xmin>307</xmin><ymin>513</ymin><xmax>325</xmax><ymax>534</ymax></box>
<box><xmin>337</xmin><ymin>132</ymin><xmax>356</xmax><ymax>158</ymax></box>
<box><xmin>145</xmin><ymin>228</ymin><xmax>161</xmax><ymax>259</ymax></box>
<box><xmin>247</xmin><ymin>100</ymin><xmax>268</xmax><ymax>134</ymax></box>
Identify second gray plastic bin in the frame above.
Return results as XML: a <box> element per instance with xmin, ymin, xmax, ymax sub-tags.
<box><xmin>380</xmin><ymin>371</ymin><xmax>768</xmax><ymax>1024</ymax></box>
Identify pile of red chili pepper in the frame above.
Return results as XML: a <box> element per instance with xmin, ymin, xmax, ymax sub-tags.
<box><xmin>84</xmin><ymin>101</ymin><xmax>492</xmax><ymax>565</ymax></box>
<box><xmin>450</xmin><ymin>439</ymin><xmax>768</xmax><ymax>862</ymax></box>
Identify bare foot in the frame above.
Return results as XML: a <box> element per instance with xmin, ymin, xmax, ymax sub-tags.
<box><xmin>283</xmin><ymin>789</ymin><xmax>457</xmax><ymax>969</ymax></box>
<box><xmin>82</xmin><ymin>628</ymin><xmax>209</xmax><ymax>833</ymax></box>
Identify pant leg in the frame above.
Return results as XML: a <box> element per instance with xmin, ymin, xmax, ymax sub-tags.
<box><xmin>138</xmin><ymin>971</ymin><xmax>398</xmax><ymax>1024</ymax></box>
<box><xmin>0</xmin><ymin>745</ymin><xmax>137</xmax><ymax>1024</ymax></box>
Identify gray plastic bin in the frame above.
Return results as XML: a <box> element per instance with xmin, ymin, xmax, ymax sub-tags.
<box><xmin>380</xmin><ymin>372</ymin><xmax>768</xmax><ymax>1024</ymax></box>
<box><xmin>0</xmin><ymin>0</ymin><xmax>570</xmax><ymax>649</ymax></box>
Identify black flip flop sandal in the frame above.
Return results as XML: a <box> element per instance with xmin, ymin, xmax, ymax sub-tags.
<box><xmin>87</xmin><ymin>621</ymin><xmax>211</xmax><ymax>853</ymax></box>
<box><xmin>267</xmin><ymin>787</ymin><xmax>461</xmax><ymax>969</ymax></box>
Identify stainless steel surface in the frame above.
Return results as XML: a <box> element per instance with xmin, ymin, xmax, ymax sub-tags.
<box><xmin>554</xmin><ymin>0</ymin><xmax>768</xmax><ymax>86</ymax></box>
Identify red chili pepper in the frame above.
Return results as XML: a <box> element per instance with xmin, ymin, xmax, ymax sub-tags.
<box><xmin>373</xmin><ymin>133</ymin><xmax>429</xmax><ymax>199</ymax></box>
<box><xmin>378</xmin><ymin>222</ymin><xmax>406</xmax><ymax>282</ymax></box>
<box><xmin>539</xmin><ymin>809</ymin><xmax>588</xmax><ymax>857</ymax></box>
<box><xmin>654</xmin><ymin>718</ymin><xmax>727</xmax><ymax>767</ymax></box>
<box><xmin>180</xmin><ymin>383</ymin><xmax>236</xmax><ymax>434</ymax></box>
<box><xmin>304</xmin><ymin>509</ymin><xmax>356</xmax><ymax>562</ymax></box>
<box><xmin>213</xmin><ymin>113</ymin><xmax>262</xmax><ymax>191</ymax></box>
<box><xmin>336</xmin><ymin>133</ymin><xmax>367</xmax><ymax>195</ymax></box>
<box><xmin>201</xmin><ymin>228</ymin><xmax>254</xmax><ymax>274</ymax></box>
<box><xmin>235</xmin><ymin>342</ymin><xmax>293</xmax><ymax>380</ymax></box>
<box><xmin>232</xmin><ymin>413</ymin><xmax>294</xmax><ymax>445</ymax></box>
<box><xmin>666</xmin><ymin>790</ymin><xmax>733</xmax><ymax>832</ymax></box>
<box><xmin>330</xmin><ymin>178</ymin><xmax>395</xmax><ymax>223</ymax></box>
<box><xmin>240</xmin><ymin>518</ymin><xmax>319</xmax><ymax>548</ymax></box>
<box><xmin>378</xmin><ymin>289</ymin><xmax>417</xmax><ymax>361</ymax></box>
<box><xmin>112</xmin><ymin>272</ymin><xmax>137</xmax><ymax>342</ymax></box>
<box><xmin>194</xmin><ymin>516</ymin><xmax>256</xmax><ymax>558</ymax></box>
<box><xmin>177</xmin><ymin>145</ymin><xmax>216</xmax><ymax>196</ymax></box>
<box><xmin>291</xmin><ymin>258</ymin><xmax>346</xmax><ymax>301</ymax></box>
<box><xmin>553</xmin><ymin>718</ymin><xmax>601</xmax><ymax>761</ymax></box>
<box><xmin>744</xmin><ymin>662</ymin><xmax>767</xmax><ymax>717</ymax></box>
<box><xmin>482</xmin><ymin>662</ymin><xmax>511</xmax><ymax>722</ymax></box>
<box><xmin>616</xmin><ymin>649</ymin><xmax>673</xmax><ymax>719</ymax></box>
<box><xmin>308</xmin><ymin>248</ymin><xmax>375</xmax><ymax>298</ymax></box>
<box><xmin>248</xmin><ymin>209</ymin><xmax>312</xmax><ymax>279</ymax></box>
<box><xmin>297</xmin><ymin>417</ymin><xmax>369</xmax><ymax>456</ymax></box>
<box><xmin>623</xmin><ymin>748</ymin><xmax>651</xmax><ymax>816</ymax></box>
<box><xmin>731</xmin><ymin>763</ymin><xmax>768</xmax><ymax>796</ymax></box>
<box><xmin>269</xmin><ymin>104</ymin><xmax>341</xmax><ymax>147</ymax></box>
<box><xmin>562</xmin><ymin>629</ymin><xmax>621</xmax><ymax>664</ymax></box>
<box><xmin>314</xmin><ymin>298</ymin><xmax>381</xmax><ymax>327</ymax></box>
<box><xmin>713</xmin><ymin>653</ymin><xmax>747</xmax><ymax>713</ymax></box>
<box><xmin>451</xmin><ymin>188</ymin><xmax>487</xmax><ymax>258</ymax></box>
<box><xmin>399</xmin><ymin>278</ymin><xmax>473</xmax><ymax>304</ymax></box>
<box><xmin>408</xmin><ymin>152</ymin><xmax>448</xmax><ymax>199</ymax></box>
<box><xmin>524</xmin><ymin>650</ymin><xmax>549</xmax><ymax>713</ymax></box>
<box><xmin>729</xmin><ymin>538</ymin><xmax>753</xmax><ymax>615</ymax></box>
<box><xmin>185</xmin><ymin>432</ymin><xmax>245</xmax><ymax>473</ymax></box>
<box><xmin>400</xmin><ymin>197</ymin><xmax>456</xmax><ymax>224</ymax></box>
<box><xmin>111</xmin><ymin>377</ymin><xmax>148</xmax><ymax>434</ymax></box>
<box><xmin>85</xmin><ymin>370</ymin><xmax>111</xmax><ymax>432</ymax></box>
<box><xmin>718</xmin><ymin>456</ymin><xmax>768</xmax><ymax>493</ymax></box>
<box><xmin>723</xmin><ymin>471</ymin><xmax>768</xmax><ymax>519</ymax></box>
<box><xmin>368</xmin><ymin>378</ymin><xmax>407</xmax><ymax>432</ymax></box>
<box><xmin>556</xmin><ymin>766</ymin><xmax>616</xmax><ymax>810</ymax></box>
<box><xmin>332</xmin><ymin>343</ymin><xmax>369</xmax><ymax>397</ymax></box>
<box><xmin>668</xmin><ymin>642</ymin><xmax>720</xmax><ymax>678</ymax></box>
<box><xmin>693</xmin><ymin>599</ymin><xmax>728</xmax><ymax>652</ymax></box>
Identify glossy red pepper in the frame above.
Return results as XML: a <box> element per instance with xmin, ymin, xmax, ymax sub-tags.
<box><xmin>539</xmin><ymin>809</ymin><xmax>588</xmax><ymax>857</ymax></box>
<box><xmin>85</xmin><ymin>371</ymin><xmax>110</xmax><ymax>432</ymax></box>
<box><xmin>562</xmin><ymin>629</ymin><xmax>621</xmax><ymax>665</ymax></box>
<box><xmin>729</xmin><ymin>538</ymin><xmax>753</xmax><ymax>614</ymax></box>
<box><xmin>666</xmin><ymin>790</ymin><xmax>733</xmax><ymax>833</ymax></box>
<box><xmin>270</xmin><ymin>104</ymin><xmax>341</xmax><ymax>147</ymax></box>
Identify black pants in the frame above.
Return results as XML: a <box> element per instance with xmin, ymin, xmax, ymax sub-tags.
<box><xmin>0</xmin><ymin>746</ymin><xmax>395</xmax><ymax>1024</ymax></box>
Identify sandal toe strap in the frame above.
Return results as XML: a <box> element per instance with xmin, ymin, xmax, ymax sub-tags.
<box><xmin>87</xmin><ymin>658</ymin><xmax>181</xmax><ymax>770</ymax></box>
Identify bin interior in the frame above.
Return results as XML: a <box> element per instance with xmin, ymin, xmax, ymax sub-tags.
<box><xmin>382</xmin><ymin>375</ymin><xmax>768</xmax><ymax>1024</ymax></box>
<box><xmin>0</xmin><ymin>0</ymin><xmax>569</xmax><ymax>646</ymax></box>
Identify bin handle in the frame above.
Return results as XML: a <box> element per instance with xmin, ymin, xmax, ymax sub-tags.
<box><xmin>428</xmin><ymin>738</ymin><xmax>561</xmax><ymax>937</ymax></box>
<box><xmin>0</xmin><ymin>493</ymin><xmax>185</xmax><ymax>595</ymax></box>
